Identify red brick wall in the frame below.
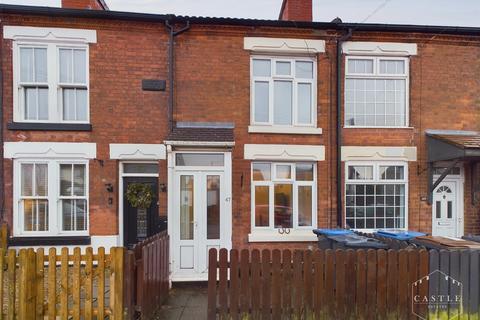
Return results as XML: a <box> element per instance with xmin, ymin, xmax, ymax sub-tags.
<box><xmin>174</xmin><ymin>27</ymin><xmax>480</xmax><ymax>248</ymax></box>
<box><xmin>341</xmin><ymin>36</ymin><xmax>480</xmax><ymax>235</ymax></box>
<box><xmin>1</xmin><ymin>13</ymin><xmax>480</xmax><ymax>248</ymax></box>
<box><xmin>279</xmin><ymin>0</ymin><xmax>313</xmax><ymax>22</ymax></box>
<box><xmin>1</xmin><ymin>14</ymin><xmax>169</xmax><ymax>237</ymax></box>
<box><xmin>61</xmin><ymin>0</ymin><xmax>105</xmax><ymax>10</ymax></box>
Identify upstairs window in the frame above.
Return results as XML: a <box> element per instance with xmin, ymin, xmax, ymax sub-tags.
<box><xmin>59</xmin><ymin>48</ymin><xmax>88</xmax><ymax>121</ymax></box>
<box><xmin>345</xmin><ymin>57</ymin><xmax>409</xmax><ymax>127</ymax></box>
<box><xmin>251</xmin><ymin>57</ymin><xmax>316</xmax><ymax>127</ymax></box>
<box><xmin>14</xmin><ymin>43</ymin><xmax>89</xmax><ymax>123</ymax></box>
<box><xmin>6</xmin><ymin>26</ymin><xmax>96</xmax><ymax>125</ymax></box>
<box><xmin>19</xmin><ymin>47</ymin><xmax>49</xmax><ymax>121</ymax></box>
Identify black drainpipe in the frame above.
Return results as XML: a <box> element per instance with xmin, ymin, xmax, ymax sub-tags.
<box><xmin>336</xmin><ymin>28</ymin><xmax>353</xmax><ymax>228</ymax></box>
<box><xmin>165</xmin><ymin>19</ymin><xmax>190</xmax><ymax>133</ymax></box>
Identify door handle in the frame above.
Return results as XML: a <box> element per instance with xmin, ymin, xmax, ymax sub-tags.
<box><xmin>225</xmin><ymin>197</ymin><xmax>231</xmax><ymax>202</ymax></box>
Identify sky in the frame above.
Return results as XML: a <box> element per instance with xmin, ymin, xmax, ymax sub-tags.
<box><xmin>2</xmin><ymin>0</ymin><xmax>479</xmax><ymax>27</ymax></box>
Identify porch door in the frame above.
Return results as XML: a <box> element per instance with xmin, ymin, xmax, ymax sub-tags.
<box><xmin>123</xmin><ymin>177</ymin><xmax>159</xmax><ymax>248</ymax></box>
<box><xmin>174</xmin><ymin>171</ymin><xmax>224</xmax><ymax>279</ymax></box>
<box><xmin>432</xmin><ymin>181</ymin><xmax>457</xmax><ymax>237</ymax></box>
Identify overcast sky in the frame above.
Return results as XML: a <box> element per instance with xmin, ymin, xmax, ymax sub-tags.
<box><xmin>3</xmin><ymin>0</ymin><xmax>479</xmax><ymax>27</ymax></box>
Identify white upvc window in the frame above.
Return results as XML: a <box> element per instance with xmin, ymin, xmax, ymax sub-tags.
<box><xmin>14</xmin><ymin>42</ymin><xmax>89</xmax><ymax>123</ymax></box>
<box><xmin>251</xmin><ymin>162</ymin><xmax>317</xmax><ymax>231</ymax></box>
<box><xmin>14</xmin><ymin>159</ymin><xmax>89</xmax><ymax>236</ymax></box>
<box><xmin>345</xmin><ymin>56</ymin><xmax>409</xmax><ymax>127</ymax></box>
<box><xmin>250</xmin><ymin>56</ymin><xmax>317</xmax><ymax>127</ymax></box>
<box><xmin>345</xmin><ymin>161</ymin><xmax>408</xmax><ymax>231</ymax></box>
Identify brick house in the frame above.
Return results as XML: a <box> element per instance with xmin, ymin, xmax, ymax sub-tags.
<box><xmin>1</xmin><ymin>0</ymin><xmax>480</xmax><ymax>281</ymax></box>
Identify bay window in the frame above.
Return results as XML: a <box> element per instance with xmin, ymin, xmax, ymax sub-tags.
<box><xmin>345</xmin><ymin>162</ymin><xmax>408</xmax><ymax>230</ymax></box>
<box><xmin>251</xmin><ymin>57</ymin><xmax>316</xmax><ymax>127</ymax></box>
<box><xmin>345</xmin><ymin>56</ymin><xmax>409</xmax><ymax>127</ymax></box>
<box><xmin>15</xmin><ymin>160</ymin><xmax>88</xmax><ymax>236</ymax></box>
<box><xmin>252</xmin><ymin>162</ymin><xmax>316</xmax><ymax>230</ymax></box>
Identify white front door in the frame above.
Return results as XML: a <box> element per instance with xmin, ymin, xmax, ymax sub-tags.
<box><xmin>172</xmin><ymin>170</ymin><xmax>227</xmax><ymax>280</ymax></box>
<box><xmin>432</xmin><ymin>181</ymin><xmax>458</xmax><ymax>237</ymax></box>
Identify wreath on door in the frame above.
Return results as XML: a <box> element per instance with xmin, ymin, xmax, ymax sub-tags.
<box><xmin>126</xmin><ymin>183</ymin><xmax>155</xmax><ymax>209</ymax></box>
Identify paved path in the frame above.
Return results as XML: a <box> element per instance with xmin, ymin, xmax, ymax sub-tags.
<box><xmin>155</xmin><ymin>283</ymin><xmax>208</xmax><ymax>320</ymax></box>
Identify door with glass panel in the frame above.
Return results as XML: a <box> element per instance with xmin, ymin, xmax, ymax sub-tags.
<box><xmin>123</xmin><ymin>177</ymin><xmax>159</xmax><ymax>248</ymax></box>
<box><xmin>432</xmin><ymin>181</ymin><xmax>457</xmax><ymax>237</ymax></box>
<box><xmin>174</xmin><ymin>171</ymin><xmax>224</xmax><ymax>278</ymax></box>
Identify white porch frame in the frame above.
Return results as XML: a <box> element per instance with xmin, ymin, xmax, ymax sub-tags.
<box><xmin>167</xmin><ymin>146</ymin><xmax>233</xmax><ymax>281</ymax></box>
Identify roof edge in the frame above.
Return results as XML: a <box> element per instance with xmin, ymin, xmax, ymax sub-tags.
<box><xmin>0</xmin><ymin>4</ymin><xmax>480</xmax><ymax>36</ymax></box>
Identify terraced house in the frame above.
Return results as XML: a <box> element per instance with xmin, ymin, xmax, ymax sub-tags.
<box><xmin>0</xmin><ymin>0</ymin><xmax>479</xmax><ymax>281</ymax></box>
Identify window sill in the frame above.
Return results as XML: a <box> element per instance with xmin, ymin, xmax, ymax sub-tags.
<box><xmin>248</xmin><ymin>126</ymin><xmax>323</xmax><ymax>135</ymax></box>
<box><xmin>248</xmin><ymin>230</ymin><xmax>317</xmax><ymax>242</ymax></box>
<box><xmin>343</xmin><ymin>126</ymin><xmax>414</xmax><ymax>130</ymax></box>
<box><xmin>9</xmin><ymin>236</ymin><xmax>91</xmax><ymax>247</ymax></box>
<box><xmin>7</xmin><ymin>122</ymin><xmax>92</xmax><ymax>131</ymax></box>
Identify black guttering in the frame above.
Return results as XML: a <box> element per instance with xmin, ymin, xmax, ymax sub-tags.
<box><xmin>1</xmin><ymin>4</ymin><xmax>480</xmax><ymax>36</ymax></box>
<box><xmin>336</xmin><ymin>28</ymin><xmax>353</xmax><ymax>228</ymax></box>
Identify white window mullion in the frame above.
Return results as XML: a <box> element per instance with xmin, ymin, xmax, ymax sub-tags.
<box><xmin>49</xmin><ymin>161</ymin><xmax>57</xmax><ymax>235</ymax></box>
<box><xmin>269</xmin><ymin>77</ymin><xmax>274</xmax><ymax>125</ymax></box>
<box><xmin>48</xmin><ymin>43</ymin><xmax>57</xmax><ymax>122</ymax></box>
<box><xmin>268</xmin><ymin>181</ymin><xmax>275</xmax><ymax>230</ymax></box>
<box><xmin>293</xmin><ymin>182</ymin><xmax>299</xmax><ymax>229</ymax></box>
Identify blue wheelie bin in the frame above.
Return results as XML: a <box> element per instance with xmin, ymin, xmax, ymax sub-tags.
<box><xmin>374</xmin><ymin>229</ymin><xmax>426</xmax><ymax>249</ymax></box>
<box><xmin>313</xmin><ymin>229</ymin><xmax>353</xmax><ymax>249</ymax></box>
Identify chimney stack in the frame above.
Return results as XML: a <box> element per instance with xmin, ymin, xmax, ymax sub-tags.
<box><xmin>61</xmin><ymin>0</ymin><xmax>109</xmax><ymax>10</ymax></box>
<box><xmin>279</xmin><ymin>0</ymin><xmax>312</xmax><ymax>22</ymax></box>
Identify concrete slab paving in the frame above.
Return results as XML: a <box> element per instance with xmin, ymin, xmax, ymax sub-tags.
<box><xmin>154</xmin><ymin>282</ymin><xmax>208</xmax><ymax>320</ymax></box>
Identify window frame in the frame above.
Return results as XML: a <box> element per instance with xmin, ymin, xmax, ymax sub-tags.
<box><xmin>13</xmin><ymin>159</ymin><xmax>89</xmax><ymax>237</ymax></box>
<box><xmin>13</xmin><ymin>41</ymin><xmax>90</xmax><ymax>124</ymax></box>
<box><xmin>58</xmin><ymin>162</ymin><xmax>89</xmax><ymax>233</ymax></box>
<box><xmin>344</xmin><ymin>55</ymin><xmax>410</xmax><ymax>128</ymax></box>
<box><xmin>251</xmin><ymin>161</ymin><xmax>317</xmax><ymax>232</ymax></box>
<box><xmin>344</xmin><ymin>161</ymin><xmax>408</xmax><ymax>232</ymax></box>
<box><xmin>250</xmin><ymin>55</ymin><xmax>317</xmax><ymax>128</ymax></box>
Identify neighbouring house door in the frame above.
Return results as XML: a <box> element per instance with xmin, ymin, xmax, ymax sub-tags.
<box><xmin>432</xmin><ymin>181</ymin><xmax>458</xmax><ymax>237</ymax></box>
<box><xmin>123</xmin><ymin>177</ymin><xmax>159</xmax><ymax>248</ymax></box>
<box><xmin>173</xmin><ymin>171</ymin><xmax>225</xmax><ymax>280</ymax></box>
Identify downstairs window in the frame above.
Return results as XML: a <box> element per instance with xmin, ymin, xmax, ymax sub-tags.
<box><xmin>252</xmin><ymin>162</ymin><xmax>316</xmax><ymax>230</ymax></box>
<box><xmin>16</xmin><ymin>160</ymin><xmax>88</xmax><ymax>236</ymax></box>
<box><xmin>345</xmin><ymin>162</ymin><xmax>407</xmax><ymax>230</ymax></box>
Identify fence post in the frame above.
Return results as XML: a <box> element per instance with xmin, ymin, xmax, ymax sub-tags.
<box><xmin>207</xmin><ymin>248</ymin><xmax>218</xmax><ymax>320</ymax></box>
<box><xmin>112</xmin><ymin>247</ymin><xmax>125</xmax><ymax>319</ymax></box>
<box><xmin>124</xmin><ymin>250</ymin><xmax>135</xmax><ymax>319</ymax></box>
<box><xmin>0</xmin><ymin>225</ymin><xmax>8</xmax><ymax>251</ymax></box>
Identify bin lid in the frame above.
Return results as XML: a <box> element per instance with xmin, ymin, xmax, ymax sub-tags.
<box><xmin>312</xmin><ymin>229</ymin><xmax>353</xmax><ymax>236</ymax></box>
<box><xmin>376</xmin><ymin>229</ymin><xmax>426</xmax><ymax>240</ymax></box>
<box><xmin>413</xmin><ymin>236</ymin><xmax>480</xmax><ymax>249</ymax></box>
<box><xmin>328</xmin><ymin>233</ymin><xmax>389</xmax><ymax>249</ymax></box>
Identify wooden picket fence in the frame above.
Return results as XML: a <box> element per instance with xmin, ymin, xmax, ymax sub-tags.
<box><xmin>0</xmin><ymin>246</ymin><xmax>125</xmax><ymax>319</ymax></box>
<box><xmin>124</xmin><ymin>231</ymin><xmax>170</xmax><ymax>319</ymax></box>
<box><xmin>207</xmin><ymin>248</ymin><xmax>480</xmax><ymax>320</ymax></box>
